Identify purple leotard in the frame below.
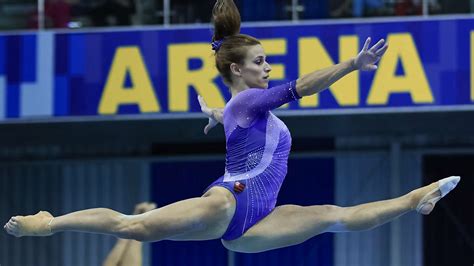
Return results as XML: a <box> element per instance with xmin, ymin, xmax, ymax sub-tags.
<box><xmin>204</xmin><ymin>81</ymin><xmax>301</xmax><ymax>241</ymax></box>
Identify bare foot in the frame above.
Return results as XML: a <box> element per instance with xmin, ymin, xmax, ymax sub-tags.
<box><xmin>4</xmin><ymin>211</ymin><xmax>54</xmax><ymax>237</ymax></box>
<box><xmin>133</xmin><ymin>202</ymin><xmax>157</xmax><ymax>215</ymax></box>
<box><xmin>411</xmin><ymin>176</ymin><xmax>460</xmax><ymax>215</ymax></box>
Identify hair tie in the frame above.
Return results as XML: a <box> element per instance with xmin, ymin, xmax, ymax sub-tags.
<box><xmin>212</xmin><ymin>39</ymin><xmax>224</xmax><ymax>51</ymax></box>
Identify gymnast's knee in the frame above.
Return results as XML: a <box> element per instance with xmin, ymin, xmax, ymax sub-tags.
<box><xmin>115</xmin><ymin>215</ymin><xmax>150</xmax><ymax>242</ymax></box>
<box><xmin>309</xmin><ymin>205</ymin><xmax>349</xmax><ymax>232</ymax></box>
<box><xmin>329</xmin><ymin>206</ymin><xmax>380</xmax><ymax>232</ymax></box>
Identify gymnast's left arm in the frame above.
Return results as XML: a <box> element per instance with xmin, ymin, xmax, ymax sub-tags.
<box><xmin>296</xmin><ymin>37</ymin><xmax>388</xmax><ymax>97</ymax></box>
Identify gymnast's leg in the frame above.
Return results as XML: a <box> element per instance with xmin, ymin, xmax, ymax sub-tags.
<box><xmin>222</xmin><ymin>176</ymin><xmax>460</xmax><ymax>253</ymax></box>
<box><xmin>4</xmin><ymin>187</ymin><xmax>235</xmax><ymax>242</ymax></box>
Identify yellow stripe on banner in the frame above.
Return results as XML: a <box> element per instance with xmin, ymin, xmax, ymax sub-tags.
<box><xmin>298</xmin><ymin>35</ymin><xmax>359</xmax><ymax>108</ymax></box>
<box><xmin>168</xmin><ymin>43</ymin><xmax>225</xmax><ymax>112</ymax></box>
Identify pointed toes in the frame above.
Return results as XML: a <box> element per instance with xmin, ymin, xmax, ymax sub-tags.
<box><xmin>452</xmin><ymin>176</ymin><xmax>461</xmax><ymax>185</ymax></box>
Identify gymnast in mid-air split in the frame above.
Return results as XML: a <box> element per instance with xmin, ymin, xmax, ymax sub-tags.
<box><xmin>4</xmin><ymin>0</ymin><xmax>460</xmax><ymax>253</ymax></box>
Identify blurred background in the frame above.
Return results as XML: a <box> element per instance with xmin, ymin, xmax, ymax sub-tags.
<box><xmin>0</xmin><ymin>0</ymin><xmax>473</xmax><ymax>30</ymax></box>
<box><xmin>0</xmin><ymin>0</ymin><xmax>473</xmax><ymax>265</ymax></box>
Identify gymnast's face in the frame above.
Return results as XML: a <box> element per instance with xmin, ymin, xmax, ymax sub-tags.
<box><xmin>237</xmin><ymin>45</ymin><xmax>272</xmax><ymax>89</ymax></box>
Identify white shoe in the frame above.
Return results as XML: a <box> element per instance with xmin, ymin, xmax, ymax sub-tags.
<box><xmin>416</xmin><ymin>176</ymin><xmax>461</xmax><ymax>214</ymax></box>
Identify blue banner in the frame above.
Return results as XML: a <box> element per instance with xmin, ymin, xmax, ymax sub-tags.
<box><xmin>0</xmin><ymin>17</ymin><xmax>473</xmax><ymax>120</ymax></box>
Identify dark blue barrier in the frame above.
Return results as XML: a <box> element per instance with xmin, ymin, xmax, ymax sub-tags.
<box><xmin>150</xmin><ymin>157</ymin><xmax>334</xmax><ymax>265</ymax></box>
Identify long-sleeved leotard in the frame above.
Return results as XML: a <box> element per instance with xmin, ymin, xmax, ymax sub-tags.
<box><xmin>204</xmin><ymin>81</ymin><xmax>301</xmax><ymax>240</ymax></box>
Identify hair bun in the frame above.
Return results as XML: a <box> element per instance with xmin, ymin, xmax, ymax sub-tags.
<box><xmin>212</xmin><ymin>0</ymin><xmax>241</xmax><ymax>41</ymax></box>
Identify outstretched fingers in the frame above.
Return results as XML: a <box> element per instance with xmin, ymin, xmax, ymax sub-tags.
<box><xmin>369</xmin><ymin>39</ymin><xmax>385</xmax><ymax>53</ymax></box>
<box><xmin>198</xmin><ymin>95</ymin><xmax>213</xmax><ymax>117</ymax></box>
<box><xmin>198</xmin><ymin>95</ymin><xmax>208</xmax><ymax>111</ymax></box>
<box><xmin>197</xmin><ymin>95</ymin><xmax>206</xmax><ymax>108</ymax></box>
<box><xmin>362</xmin><ymin>37</ymin><xmax>371</xmax><ymax>51</ymax></box>
<box><xmin>375</xmin><ymin>43</ymin><xmax>388</xmax><ymax>56</ymax></box>
<box><xmin>198</xmin><ymin>95</ymin><xmax>219</xmax><ymax>134</ymax></box>
<box><xmin>355</xmin><ymin>37</ymin><xmax>389</xmax><ymax>71</ymax></box>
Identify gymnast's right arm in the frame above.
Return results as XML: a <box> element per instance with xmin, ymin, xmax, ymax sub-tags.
<box><xmin>296</xmin><ymin>37</ymin><xmax>388</xmax><ymax>97</ymax></box>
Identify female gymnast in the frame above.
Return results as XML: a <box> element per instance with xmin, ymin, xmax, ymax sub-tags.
<box><xmin>4</xmin><ymin>0</ymin><xmax>460</xmax><ymax>254</ymax></box>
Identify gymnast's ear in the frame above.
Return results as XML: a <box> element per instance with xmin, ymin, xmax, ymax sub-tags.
<box><xmin>230</xmin><ymin>63</ymin><xmax>242</xmax><ymax>77</ymax></box>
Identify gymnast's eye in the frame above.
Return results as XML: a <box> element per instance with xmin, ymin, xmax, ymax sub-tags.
<box><xmin>254</xmin><ymin>56</ymin><xmax>265</xmax><ymax>65</ymax></box>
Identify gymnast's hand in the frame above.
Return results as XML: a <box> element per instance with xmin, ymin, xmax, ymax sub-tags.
<box><xmin>198</xmin><ymin>95</ymin><xmax>223</xmax><ymax>135</ymax></box>
<box><xmin>353</xmin><ymin>37</ymin><xmax>388</xmax><ymax>71</ymax></box>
